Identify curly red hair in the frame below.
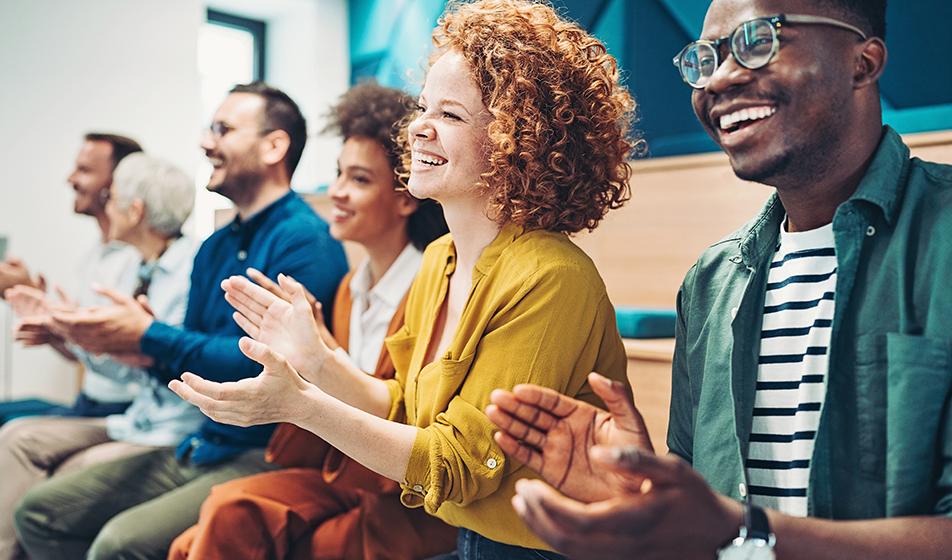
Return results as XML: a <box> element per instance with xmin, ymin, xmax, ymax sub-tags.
<box><xmin>397</xmin><ymin>0</ymin><xmax>638</xmax><ymax>233</ymax></box>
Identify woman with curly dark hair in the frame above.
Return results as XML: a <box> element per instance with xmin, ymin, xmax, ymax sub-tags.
<box><xmin>172</xmin><ymin>1</ymin><xmax>637</xmax><ymax>557</ymax></box>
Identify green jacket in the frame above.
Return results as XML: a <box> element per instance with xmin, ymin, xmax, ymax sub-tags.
<box><xmin>667</xmin><ymin>127</ymin><xmax>952</xmax><ymax>519</ymax></box>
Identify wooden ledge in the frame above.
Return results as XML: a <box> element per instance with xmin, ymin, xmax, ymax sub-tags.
<box><xmin>623</xmin><ymin>338</ymin><xmax>675</xmax><ymax>362</ymax></box>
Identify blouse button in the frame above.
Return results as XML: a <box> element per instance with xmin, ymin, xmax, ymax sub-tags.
<box><xmin>237</xmin><ymin>250</ymin><xmax>248</xmax><ymax>261</ymax></box>
<box><xmin>486</xmin><ymin>457</ymin><xmax>498</xmax><ymax>469</ymax></box>
<box><xmin>866</xmin><ymin>225</ymin><xmax>876</xmax><ymax>237</ymax></box>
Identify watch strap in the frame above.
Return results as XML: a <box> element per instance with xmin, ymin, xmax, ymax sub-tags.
<box><xmin>747</xmin><ymin>503</ymin><xmax>772</xmax><ymax>542</ymax></box>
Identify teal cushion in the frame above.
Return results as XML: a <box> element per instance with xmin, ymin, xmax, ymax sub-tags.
<box><xmin>615</xmin><ymin>307</ymin><xmax>676</xmax><ymax>339</ymax></box>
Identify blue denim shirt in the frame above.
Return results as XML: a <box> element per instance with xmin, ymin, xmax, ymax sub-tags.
<box><xmin>141</xmin><ymin>191</ymin><xmax>348</xmax><ymax>465</ymax></box>
<box><xmin>668</xmin><ymin>127</ymin><xmax>952</xmax><ymax>519</ymax></box>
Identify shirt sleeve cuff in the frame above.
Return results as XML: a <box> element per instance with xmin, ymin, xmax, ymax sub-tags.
<box><xmin>384</xmin><ymin>378</ymin><xmax>406</xmax><ymax>422</ymax></box>
<box><xmin>399</xmin><ymin>427</ymin><xmax>444</xmax><ymax>512</ymax></box>
<box><xmin>141</xmin><ymin>320</ymin><xmax>177</xmax><ymax>358</ymax></box>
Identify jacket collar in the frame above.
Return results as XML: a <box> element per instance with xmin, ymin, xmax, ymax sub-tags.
<box><xmin>736</xmin><ymin>126</ymin><xmax>909</xmax><ymax>268</ymax></box>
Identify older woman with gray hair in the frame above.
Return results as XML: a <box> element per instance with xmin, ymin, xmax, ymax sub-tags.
<box><xmin>0</xmin><ymin>153</ymin><xmax>202</xmax><ymax>560</ymax></box>
<box><xmin>107</xmin><ymin>152</ymin><xmax>196</xmax><ymax>241</ymax></box>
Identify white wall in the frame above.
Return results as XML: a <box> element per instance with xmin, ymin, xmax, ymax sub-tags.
<box><xmin>0</xmin><ymin>0</ymin><xmax>349</xmax><ymax>402</ymax></box>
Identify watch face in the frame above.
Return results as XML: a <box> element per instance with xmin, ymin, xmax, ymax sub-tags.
<box><xmin>718</xmin><ymin>538</ymin><xmax>776</xmax><ymax>560</ymax></box>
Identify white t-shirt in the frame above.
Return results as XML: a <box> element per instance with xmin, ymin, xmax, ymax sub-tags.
<box><xmin>747</xmin><ymin>220</ymin><xmax>836</xmax><ymax>516</ymax></box>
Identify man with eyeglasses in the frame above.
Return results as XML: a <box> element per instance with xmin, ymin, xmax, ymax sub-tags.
<box><xmin>487</xmin><ymin>1</ymin><xmax>952</xmax><ymax>558</ymax></box>
<box><xmin>14</xmin><ymin>82</ymin><xmax>348</xmax><ymax>560</ymax></box>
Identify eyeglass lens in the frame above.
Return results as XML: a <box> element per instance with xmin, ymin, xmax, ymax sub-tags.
<box><xmin>680</xmin><ymin>43</ymin><xmax>716</xmax><ymax>86</ymax></box>
<box><xmin>731</xmin><ymin>19</ymin><xmax>776</xmax><ymax>69</ymax></box>
<box><xmin>679</xmin><ymin>18</ymin><xmax>779</xmax><ymax>87</ymax></box>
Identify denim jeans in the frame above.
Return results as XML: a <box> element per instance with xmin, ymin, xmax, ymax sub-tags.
<box><xmin>0</xmin><ymin>394</ymin><xmax>130</xmax><ymax>425</ymax></box>
<box><xmin>450</xmin><ymin>528</ymin><xmax>566</xmax><ymax>560</ymax></box>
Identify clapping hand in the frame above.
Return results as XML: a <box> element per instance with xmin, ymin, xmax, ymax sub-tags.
<box><xmin>6</xmin><ymin>284</ymin><xmax>73</xmax><ymax>347</ymax></box>
<box><xmin>48</xmin><ymin>286</ymin><xmax>153</xmax><ymax>354</ymax></box>
<box><xmin>486</xmin><ymin>372</ymin><xmax>654</xmax><ymax>502</ymax></box>
<box><xmin>221</xmin><ymin>271</ymin><xmax>333</xmax><ymax>380</ymax></box>
<box><xmin>169</xmin><ymin>337</ymin><xmax>319</xmax><ymax>427</ymax></box>
<box><xmin>511</xmin><ymin>448</ymin><xmax>741</xmax><ymax>560</ymax></box>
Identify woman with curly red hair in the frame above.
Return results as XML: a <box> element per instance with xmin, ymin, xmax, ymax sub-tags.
<box><xmin>171</xmin><ymin>1</ymin><xmax>638</xmax><ymax>557</ymax></box>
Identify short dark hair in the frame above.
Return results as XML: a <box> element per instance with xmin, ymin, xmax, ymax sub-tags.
<box><xmin>326</xmin><ymin>81</ymin><xmax>448</xmax><ymax>251</ymax></box>
<box><xmin>813</xmin><ymin>0</ymin><xmax>887</xmax><ymax>40</ymax></box>
<box><xmin>230</xmin><ymin>81</ymin><xmax>308</xmax><ymax>177</ymax></box>
<box><xmin>84</xmin><ymin>132</ymin><xmax>144</xmax><ymax>170</ymax></box>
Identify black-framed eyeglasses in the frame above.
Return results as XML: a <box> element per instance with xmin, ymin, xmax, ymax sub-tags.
<box><xmin>673</xmin><ymin>13</ymin><xmax>868</xmax><ymax>89</ymax></box>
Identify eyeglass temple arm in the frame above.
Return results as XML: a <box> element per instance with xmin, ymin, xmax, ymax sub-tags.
<box><xmin>782</xmin><ymin>14</ymin><xmax>868</xmax><ymax>40</ymax></box>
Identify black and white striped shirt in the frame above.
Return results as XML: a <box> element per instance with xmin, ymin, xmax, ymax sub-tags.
<box><xmin>747</xmin><ymin>221</ymin><xmax>836</xmax><ymax>516</ymax></box>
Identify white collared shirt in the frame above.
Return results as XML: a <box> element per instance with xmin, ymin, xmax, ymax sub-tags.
<box><xmin>73</xmin><ymin>240</ymin><xmax>142</xmax><ymax>403</ymax></box>
<box><xmin>66</xmin><ymin>235</ymin><xmax>202</xmax><ymax>446</ymax></box>
<box><xmin>100</xmin><ymin>235</ymin><xmax>205</xmax><ymax>446</ymax></box>
<box><xmin>346</xmin><ymin>243</ymin><xmax>422</xmax><ymax>373</ymax></box>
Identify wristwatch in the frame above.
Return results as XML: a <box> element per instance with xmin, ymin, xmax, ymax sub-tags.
<box><xmin>717</xmin><ymin>502</ymin><xmax>776</xmax><ymax>559</ymax></box>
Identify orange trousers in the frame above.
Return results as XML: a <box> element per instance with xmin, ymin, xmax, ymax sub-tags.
<box><xmin>167</xmin><ymin>468</ymin><xmax>457</xmax><ymax>560</ymax></box>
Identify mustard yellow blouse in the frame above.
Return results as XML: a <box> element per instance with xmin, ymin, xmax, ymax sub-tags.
<box><xmin>383</xmin><ymin>223</ymin><xmax>628</xmax><ymax>549</ymax></box>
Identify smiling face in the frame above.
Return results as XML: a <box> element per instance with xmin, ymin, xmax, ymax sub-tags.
<box><xmin>67</xmin><ymin>140</ymin><xmax>114</xmax><ymax>216</ymax></box>
<box><xmin>406</xmin><ymin>50</ymin><xmax>492</xmax><ymax>204</ymax></box>
<box><xmin>200</xmin><ymin>92</ymin><xmax>269</xmax><ymax>204</ymax></box>
<box><xmin>328</xmin><ymin>136</ymin><xmax>416</xmax><ymax>247</ymax></box>
<box><xmin>691</xmin><ymin>0</ymin><xmax>860</xmax><ymax>185</ymax></box>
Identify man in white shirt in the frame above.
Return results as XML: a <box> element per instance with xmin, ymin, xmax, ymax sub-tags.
<box><xmin>0</xmin><ymin>133</ymin><xmax>143</xmax><ymax>423</ymax></box>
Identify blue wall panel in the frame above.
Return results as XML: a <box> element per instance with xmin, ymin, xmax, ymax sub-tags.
<box><xmin>348</xmin><ymin>0</ymin><xmax>952</xmax><ymax>158</ymax></box>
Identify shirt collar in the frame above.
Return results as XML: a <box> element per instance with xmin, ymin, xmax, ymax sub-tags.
<box><xmin>228</xmin><ymin>190</ymin><xmax>297</xmax><ymax>235</ymax></box>
<box><xmin>736</xmin><ymin>126</ymin><xmax>909</xmax><ymax>267</ymax></box>
<box><xmin>151</xmin><ymin>235</ymin><xmax>195</xmax><ymax>275</ymax></box>
<box><xmin>350</xmin><ymin>243</ymin><xmax>423</xmax><ymax>308</ymax></box>
<box><xmin>846</xmin><ymin>126</ymin><xmax>909</xmax><ymax>227</ymax></box>
<box><xmin>473</xmin><ymin>222</ymin><xmax>524</xmax><ymax>277</ymax></box>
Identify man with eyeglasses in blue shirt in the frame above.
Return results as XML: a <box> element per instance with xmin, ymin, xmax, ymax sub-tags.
<box><xmin>487</xmin><ymin>1</ymin><xmax>952</xmax><ymax>558</ymax></box>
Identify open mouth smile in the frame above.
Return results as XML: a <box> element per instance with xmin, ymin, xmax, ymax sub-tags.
<box><xmin>718</xmin><ymin>105</ymin><xmax>777</xmax><ymax>133</ymax></box>
<box><xmin>413</xmin><ymin>153</ymin><xmax>448</xmax><ymax>167</ymax></box>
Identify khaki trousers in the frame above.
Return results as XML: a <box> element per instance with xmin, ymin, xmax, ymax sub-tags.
<box><xmin>13</xmin><ymin>446</ymin><xmax>272</xmax><ymax>560</ymax></box>
<box><xmin>0</xmin><ymin>416</ymin><xmax>150</xmax><ymax>560</ymax></box>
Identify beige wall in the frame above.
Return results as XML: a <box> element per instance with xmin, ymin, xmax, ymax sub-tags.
<box><xmin>575</xmin><ymin>130</ymin><xmax>952</xmax><ymax>309</ymax></box>
<box><xmin>305</xmin><ymin>130</ymin><xmax>952</xmax><ymax>310</ymax></box>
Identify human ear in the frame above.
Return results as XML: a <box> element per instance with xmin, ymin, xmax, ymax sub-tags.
<box><xmin>853</xmin><ymin>37</ymin><xmax>887</xmax><ymax>89</ymax></box>
<box><xmin>261</xmin><ymin>130</ymin><xmax>292</xmax><ymax>168</ymax></box>
<box><xmin>129</xmin><ymin>199</ymin><xmax>146</xmax><ymax>226</ymax></box>
<box><xmin>396</xmin><ymin>191</ymin><xmax>419</xmax><ymax>218</ymax></box>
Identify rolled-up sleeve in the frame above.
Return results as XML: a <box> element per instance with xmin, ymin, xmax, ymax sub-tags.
<box><xmin>401</xmin><ymin>396</ymin><xmax>507</xmax><ymax>511</ymax></box>
<box><xmin>397</xmin><ymin>265</ymin><xmax>628</xmax><ymax>513</ymax></box>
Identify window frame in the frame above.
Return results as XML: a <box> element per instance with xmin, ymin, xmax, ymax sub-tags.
<box><xmin>206</xmin><ymin>8</ymin><xmax>267</xmax><ymax>81</ymax></box>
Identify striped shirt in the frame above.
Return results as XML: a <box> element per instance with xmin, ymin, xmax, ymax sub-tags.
<box><xmin>747</xmin><ymin>221</ymin><xmax>836</xmax><ymax>516</ymax></box>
